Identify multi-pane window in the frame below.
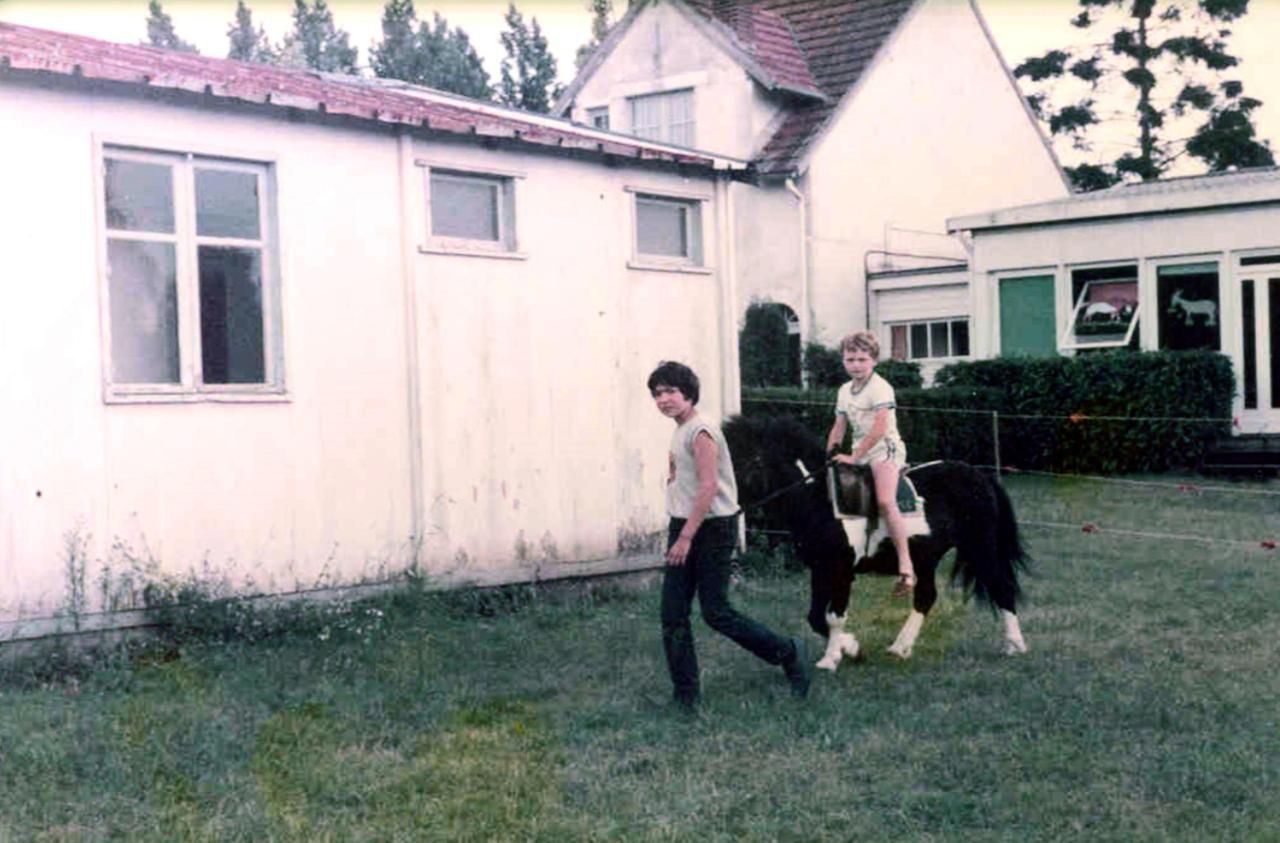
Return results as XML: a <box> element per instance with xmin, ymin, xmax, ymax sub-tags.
<box><xmin>101</xmin><ymin>149</ymin><xmax>277</xmax><ymax>396</ymax></box>
<box><xmin>1063</xmin><ymin>264</ymin><xmax>1139</xmax><ymax>350</ymax></box>
<box><xmin>586</xmin><ymin>106</ymin><xmax>610</xmax><ymax>130</ymax></box>
<box><xmin>426</xmin><ymin>169</ymin><xmax>517</xmax><ymax>252</ymax></box>
<box><xmin>890</xmin><ymin>319</ymin><xmax>969</xmax><ymax>360</ymax></box>
<box><xmin>634</xmin><ymin>194</ymin><xmax>703</xmax><ymax>266</ymax></box>
<box><xmin>628</xmin><ymin>89</ymin><xmax>694</xmax><ymax>146</ymax></box>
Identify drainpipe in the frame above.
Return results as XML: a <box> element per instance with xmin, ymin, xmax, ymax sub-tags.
<box><xmin>784</xmin><ymin>177</ymin><xmax>812</xmax><ymax>362</ymax></box>
<box><xmin>716</xmin><ymin>174</ymin><xmax>741</xmax><ymax>414</ymax></box>
<box><xmin>397</xmin><ymin>130</ymin><xmax>424</xmax><ymax>565</ymax></box>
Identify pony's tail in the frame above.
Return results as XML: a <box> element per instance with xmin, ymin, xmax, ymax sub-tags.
<box><xmin>952</xmin><ymin>472</ymin><xmax>1030</xmax><ymax>612</ymax></box>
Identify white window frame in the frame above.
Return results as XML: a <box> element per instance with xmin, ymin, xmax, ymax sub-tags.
<box><xmin>1059</xmin><ymin>261</ymin><xmax>1140</xmax><ymax>351</ymax></box>
<box><xmin>627</xmin><ymin>88</ymin><xmax>695</xmax><ymax>147</ymax></box>
<box><xmin>96</xmin><ymin>144</ymin><xmax>284</xmax><ymax>403</ymax></box>
<box><xmin>627</xmin><ymin>188</ymin><xmax>709</xmax><ymax>273</ymax></box>
<box><xmin>889</xmin><ymin>317</ymin><xmax>971</xmax><ymax>361</ymax></box>
<box><xmin>586</xmin><ymin>106</ymin><xmax>610</xmax><ymax>130</ymax></box>
<box><xmin>417</xmin><ymin>161</ymin><xmax>524</xmax><ymax>259</ymax></box>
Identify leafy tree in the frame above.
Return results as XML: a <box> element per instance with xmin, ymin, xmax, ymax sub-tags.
<box><xmin>370</xmin><ymin>0</ymin><xmax>492</xmax><ymax>99</ymax></box>
<box><xmin>227</xmin><ymin>0</ymin><xmax>277</xmax><ymax>64</ymax></box>
<box><xmin>1014</xmin><ymin>0</ymin><xmax>1272</xmax><ymax>191</ymax></box>
<box><xmin>498</xmin><ymin>4</ymin><xmax>562</xmax><ymax>113</ymax></box>
<box><xmin>145</xmin><ymin>0</ymin><xmax>198</xmax><ymax>53</ymax></box>
<box><xmin>575</xmin><ymin>0</ymin><xmax>613</xmax><ymax>72</ymax></box>
<box><xmin>281</xmin><ymin>0</ymin><xmax>358</xmax><ymax>74</ymax></box>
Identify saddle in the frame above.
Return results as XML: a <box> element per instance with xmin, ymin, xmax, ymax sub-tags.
<box><xmin>827</xmin><ymin>463</ymin><xmax>921</xmax><ymax>521</ymax></box>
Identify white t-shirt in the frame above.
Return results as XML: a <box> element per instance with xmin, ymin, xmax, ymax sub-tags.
<box><xmin>666</xmin><ymin>415</ymin><xmax>739</xmax><ymax>518</ymax></box>
<box><xmin>835</xmin><ymin>373</ymin><xmax>905</xmax><ymax>463</ymax></box>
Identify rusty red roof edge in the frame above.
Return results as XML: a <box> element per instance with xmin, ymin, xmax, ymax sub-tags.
<box><xmin>0</xmin><ymin>21</ymin><xmax>749</xmax><ymax>173</ymax></box>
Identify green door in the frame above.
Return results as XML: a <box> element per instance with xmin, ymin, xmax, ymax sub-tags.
<box><xmin>999</xmin><ymin>275</ymin><xmax>1056</xmax><ymax>357</ymax></box>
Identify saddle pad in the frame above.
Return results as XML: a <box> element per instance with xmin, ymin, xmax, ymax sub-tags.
<box><xmin>828</xmin><ymin>464</ymin><xmax>921</xmax><ymax>520</ymax></box>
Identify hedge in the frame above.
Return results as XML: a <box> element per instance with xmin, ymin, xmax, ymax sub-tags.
<box><xmin>934</xmin><ymin>351</ymin><xmax>1234</xmax><ymax>473</ymax></box>
<box><xmin>742</xmin><ymin>350</ymin><xmax>1235</xmax><ymax>474</ymax></box>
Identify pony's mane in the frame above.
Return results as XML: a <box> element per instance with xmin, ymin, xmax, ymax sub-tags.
<box><xmin>723</xmin><ymin>414</ymin><xmax>828</xmax><ymax>505</ymax></box>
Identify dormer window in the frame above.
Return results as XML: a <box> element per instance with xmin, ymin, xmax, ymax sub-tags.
<box><xmin>586</xmin><ymin>106</ymin><xmax>610</xmax><ymax>130</ymax></box>
<box><xmin>628</xmin><ymin>89</ymin><xmax>694</xmax><ymax>146</ymax></box>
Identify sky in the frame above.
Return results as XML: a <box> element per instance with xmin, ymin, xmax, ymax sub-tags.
<box><xmin>3</xmin><ymin>0</ymin><xmax>1279</xmax><ymax>173</ymax></box>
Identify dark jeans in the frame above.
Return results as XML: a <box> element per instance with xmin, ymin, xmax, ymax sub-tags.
<box><xmin>661</xmin><ymin>516</ymin><xmax>795</xmax><ymax>702</ymax></box>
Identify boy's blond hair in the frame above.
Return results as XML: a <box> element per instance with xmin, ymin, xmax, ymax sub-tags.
<box><xmin>839</xmin><ymin>331</ymin><xmax>881</xmax><ymax>360</ymax></box>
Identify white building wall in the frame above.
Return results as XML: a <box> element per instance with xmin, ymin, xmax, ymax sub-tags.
<box><xmin>567</xmin><ymin>1</ymin><xmax>783</xmax><ymax>159</ymax></box>
<box><xmin>801</xmin><ymin>0</ymin><xmax>1067</xmax><ymax>344</ymax></box>
<box><xmin>732</xmin><ymin>182</ymin><xmax>805</xmax><ymax>326</ymax></box>
<box><xmin>0</xmin><ymin>80</ymin><xmax>731</xmax><ymax>625</ymax></box>
<box><xmin>965</xmin><ymin>204</ymin><xmax>1280</xmax><ymax>359</ymax></box>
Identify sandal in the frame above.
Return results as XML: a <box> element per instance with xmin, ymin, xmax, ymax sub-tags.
<box><xmin>892</xmin><ymin>572</ymin><xmax>916</xmax><ymax>599</ymax></box>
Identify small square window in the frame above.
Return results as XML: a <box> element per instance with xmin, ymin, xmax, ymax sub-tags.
<box><xmin>633</xmin><ymin>193</ymin><xmax>703</xmax><ymax>267</ymax></box>
<box><xmin>587</xmin><ymin>106</ymin><xmax>610</xmax><ymax>130</ymax></box>
<box><xmin>426</xmin><ymin>169</ymin><xmax>517</xmax><ymax>253</ymax></box>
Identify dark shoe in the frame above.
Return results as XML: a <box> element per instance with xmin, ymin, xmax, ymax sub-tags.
<box><xmin>782</xmin><ymin>637</ymin><xmax>811</xmax><ymax>699</ymax></box>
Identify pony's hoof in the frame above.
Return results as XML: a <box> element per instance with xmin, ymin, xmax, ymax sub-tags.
<box><xmin>815</xmin><ymin>656</ymin><xmax>839</xmax><ymax>672</ymax></box>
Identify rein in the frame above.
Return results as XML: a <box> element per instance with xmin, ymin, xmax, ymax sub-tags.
<box><xmin>736</xmin><ymin>458</ymin><xmax>837</xmax><ymax>516</ymax></box>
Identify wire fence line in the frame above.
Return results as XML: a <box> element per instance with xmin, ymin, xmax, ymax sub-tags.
<box><xmin>737</xmin><ymin>396</ymin><xmax>1277</xmax><ymax>552</ymax></box>
<box><xmin>745</xmin><ymin>395</ymin><xmax>1237</xmax><ymax>424</ymax></box>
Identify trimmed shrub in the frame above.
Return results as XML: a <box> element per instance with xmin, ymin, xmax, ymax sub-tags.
<box><xmin>934</xmin><ymin>351</ymin><xmax>1234</xmax><ymax>473</ymax></box>
<box><xmin>740</xmin><ymin>301</ymin><xmax>799</xmax><ymax>387</ymax></box>
<box><xmin>803</xmin><ymin>342</ymin><xmax>844</xmax><ymax>389</ymax></box>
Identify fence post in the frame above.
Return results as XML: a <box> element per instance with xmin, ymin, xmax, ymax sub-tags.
<box><xmin>992</xmin><ymin>410</ymin><xmax>1001</xmax><ymax>478</ymax></box>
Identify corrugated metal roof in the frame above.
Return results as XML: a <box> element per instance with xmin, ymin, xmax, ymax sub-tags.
<box><xmin>0</xmin><ymin>21</ymin><xmax>749</xmax><ymax>172</ymax></box>
<box><xmin>948</xmin><ymin>167</ymin><xmax>1280</xmax><ymax>232</ymax></box>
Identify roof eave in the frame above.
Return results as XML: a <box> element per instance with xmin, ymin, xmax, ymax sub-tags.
<box><xmin>947</xmin><ymin>183</ymin><xmax>1280</xmax><ymax>233</ymax></box>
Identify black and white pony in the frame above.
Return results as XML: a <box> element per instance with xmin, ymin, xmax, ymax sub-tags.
<box><xmin>723</xmin><ymin>414</ymin><xmax>1030</xmax><ymax>670</ymax></box>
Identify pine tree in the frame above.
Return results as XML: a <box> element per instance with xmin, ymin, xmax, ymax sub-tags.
<box><xmin>1015</xmin><ymin>0</ymin><xmax>1273</xmax><ymax>191</ymax></box>
<box><xmin>575</xmin><ymin>0</ymin><xmax>613</xmax><ymax>72</ymax></box>
<box><xmin>281</xmin><ymin>0</ymin><xmax>358</xmax><ymax>74</ymax></box>
<box><xmin>145</xmin><ymin>0</ymin><xmax>198</xmax><ymax>53</ymax></box>
<box><xmin>227</xmin><ymin>1</ymin><xmax>277</xmax><ymax>64</ymax></box>
<box><xmin>370</xmin><ymin>1</ymin><xmax>492</xmax><ymax>99</ymax></box>
<box><xmin>498</xmin><ymin>4</ymin><xmax>561</xmax><ymax>113</ymax></box>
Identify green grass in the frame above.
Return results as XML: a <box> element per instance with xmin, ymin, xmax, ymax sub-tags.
<box><xmin>1</xmin><ymin>474</ymin><xmax>1279</xmax><ymax>842</ymax></box>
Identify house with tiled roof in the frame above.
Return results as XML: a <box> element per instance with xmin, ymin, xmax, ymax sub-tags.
<box><xmin>0</xmin><ymin>21</ymin><xmax>751</xmax><ymax>637</ymax></box>
<box><xmin>557</xmin><ymin>0</ymin><xmax>1070</xmax><ymax>377</ymax></box>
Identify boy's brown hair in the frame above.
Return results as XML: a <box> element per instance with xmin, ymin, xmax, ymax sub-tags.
<box><xmin>839</xmin><ymin>331</ymin><xmax>881</xmax><ymax>360</ymax></box>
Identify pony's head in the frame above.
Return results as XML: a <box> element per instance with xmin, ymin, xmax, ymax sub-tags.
<box><xmin>723</xmin><ymin>414</ymin><xmax>830</xmax><ymax>523</ymax></box>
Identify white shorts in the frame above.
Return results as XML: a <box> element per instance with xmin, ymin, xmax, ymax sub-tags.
<box><xmin>856</xmin><ymin>437</ymin><xmax>906</xmax><ymax>468</ymax></box>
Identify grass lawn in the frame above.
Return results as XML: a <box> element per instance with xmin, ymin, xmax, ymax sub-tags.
<box><xmin>1</xmin><ymin>473</ymin><xmax>1278</xmax><ymax>842</ymax></box>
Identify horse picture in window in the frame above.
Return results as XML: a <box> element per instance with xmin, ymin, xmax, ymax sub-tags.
<box><xmin>1074</xmin><ymin>280</ymin><xmax>1137</xmax><ymax>335</ymax></box>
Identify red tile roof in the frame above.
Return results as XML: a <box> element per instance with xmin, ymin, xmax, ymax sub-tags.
<box><xmin>683</xmin><ymin>0</ymin><xmax>915</xmax><ymax>175</ymax></box>
<box><xmin>715</xmin><ymin>4</ymin><xmax>820</xmax><ymax>95</ymax></box>
<box><xmin>0</xmin><ymin>21</ymin><xmax>740</xmax><ymax>172</ymax></box>
<box><xmin>736</xmin><ymin>0</ymin><xmax>917</xmax><ymax>174</ymax></box>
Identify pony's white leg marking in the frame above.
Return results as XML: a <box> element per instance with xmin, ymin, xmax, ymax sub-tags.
<box><xmin>887</xmin><ymin>610</ymin><xmax>925</xmax><ymax>659</ymax></box>
<box><xmin>816</xmin><ymin>612</ymin><xmax>860</xmax><ymax>671</ymax></box>
<box><xmin>1001</xmin><ymin>609</ymin><xmax>1028</xmax><ymax>655</ymax></box>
